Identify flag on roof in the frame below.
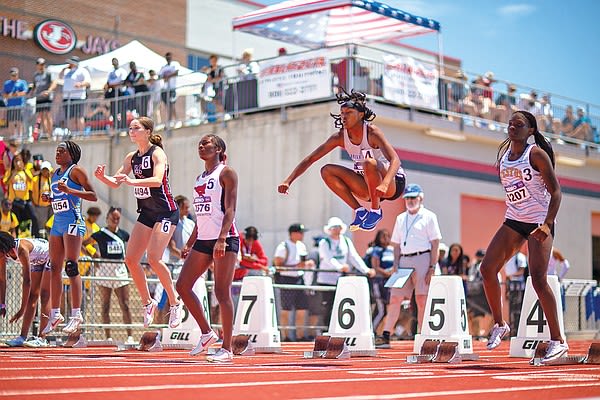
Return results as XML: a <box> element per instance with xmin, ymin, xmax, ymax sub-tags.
<box><xmin>233</xmin><ymin>0</ymin><xmax>441</xmax><ymax>49</ymax></box>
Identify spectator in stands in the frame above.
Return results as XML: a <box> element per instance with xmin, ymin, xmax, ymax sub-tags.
<box><xmin>201</xmin><ymin>55</ymin><xmax>224</xmax><ymax>119</ymax></box>
<box><xmin>104</xmin><ymin>58</ymin><xmax>128</xmax><ymax>131</ymax></box>
<box><xmin>493</xmin><ymin>84</ymin><xmax>517</xmax><ymax>123</ymax></box>
<box><xmin>85</xmin><ymin>206</ymin><xmax>134</xmax><ymax>343</ymax></box>
<box><xmin>518</xmin><ymin>90</ymin><xmax>542</xmax><ymax>116</ymax></box>
<box><xmin>54</xmin><ymin>56</ymin><xmax>91</xmax><ymax>134</ymax></box>
<box><xmin>446</xmin><ymin>69</ymin><xmax>468</xmax><ymax>115</ymax></box>
<box><xmin>462</xmin><ymin>75</ymin><xmax>484</xmax><ymax>119</ymax></box>
<box><xmin>560</xmin><ymin>105</ymin><xmax>576</xmax><ymax>136</ymax></box>
<box><xmin>547</xmin><ymin>247</ymin><xmax>570</xmax><ymax>280</ymax></box>
<box><xmin>273</xmin><ymin>223</ymin><xmax>314</xmax><ymax>341</ymax></box>
<box><xmin>159</xmin><ymin>52</ymin><xmax>180</xmax><ymax>126</ymax></box>
<box><xmin>539</xmin><ymin>94</ymin><xmax>554</xmax><ymax>133</ymax></box>
<box><xmin>317</xmin><ymin>217</ymin><xmax>375</xmax><ymax>328</ymax></box>
<box><xmin>4</xmin><ymin>153</ymin><xmax>36</xmax><ymax>238</ymax></box>
<box><xmin>147</xmin><ymin>70</ymin><xmax>163</xmax><ymax>125</ymax></box>
<box><xmin>238</xmin><ymin>226</ymin><xmax>269</xmax><ymax>278</ymax></box>
<box><xmin>0</xmin><ymin>199</ymin><xmax>18</xmax><ymax>236</ymax></box>
<box><xmin>30</xmin><ymin>160</ymin><xmax>52</xmax><ymax>238</ymax></box>
<box><xmin>31</xmin><ymin>58</ymin><xmax>54</xmax><ymax>137</ymax></box>
<box><xmin>569</xmin><ymin>107</ymin><xmax>592</xmax><ymax>142</ymax></box>
<box><xmin>236</xmin><ymin>48</ymin><xmax>260</xmax><ymax>77</ymax></box>
<box><xmin>442</xmin><ymin>243</ymin><xmax>468</xmax><ymax>293</ymax></box>
<box><xmin>125</xmin><ymin>61</ymin><xmax>149</xmax><ymax>118</ymax></box>
<box><xmin>2</xmin><ymin>67</ymin><xmax>28</xmax><ymax>137</ymax></box>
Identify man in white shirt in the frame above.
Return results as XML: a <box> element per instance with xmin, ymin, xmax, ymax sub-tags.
<box><xmin>158</xmin><ymin>52</ymin><xmax>180</xmax><ymax>125</ymax></box>
<box><xmin>317</xmin><ymin>217</ymin><xmax>375</xmax><ymax>328</ymax></box>
<box><xmin>55</xmin><ymin>56</ymin><xmax>91</xmax><ymax>133</ymax></box>
<box><xmin>104</xmin><ymin>58</ymin><xmax>128</xmax><ymax>131</ymax></box>
<box><xmin>377</xmin><ymin>183</ymin><xmax>441</xmax><ymax>348</ymax></box>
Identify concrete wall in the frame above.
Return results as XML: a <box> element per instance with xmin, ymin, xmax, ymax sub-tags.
<box><xmin>28</xmin><ymin>102</ymin><xmax>600</xmax><ymax>279</ymax></box>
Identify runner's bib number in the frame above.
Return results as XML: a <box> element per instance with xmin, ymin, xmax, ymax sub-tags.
<box><xmin>107</xmin><ymin>242</ymin><xmax>123</xmax><ymax>255</ymax></box>
<box><xmin>12</xmin><ymin>181</ymin><xmax>26</xmax><ymax>192</ymax></box>
<box><xmin>505</xmin><ymin>181</ymin><xmax>530</xmax><ymax>204</ymax></box>
<box><xmin>52</xmin><ymin>199</ymin><xmax>70</xmax><ymax>213</ymax></box>
<box><xmin>134</xmin><ymin>187</ymin><xmax>151</xmax><ymax>199</ymax></box>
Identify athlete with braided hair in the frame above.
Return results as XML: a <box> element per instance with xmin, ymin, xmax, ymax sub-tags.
<box><xmin>43</xmin><ymin>140</ymin><xmax>97</xmax><ymax>335</ymax></box>
<box><xmin>278</xmin><ymin>89</ymin><xmax>405</xmax><ymax>231</ymax></box>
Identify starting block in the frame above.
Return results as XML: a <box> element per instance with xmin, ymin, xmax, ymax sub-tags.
<box><xmin>303</xmin><ymin>336</ymin><xmax>350</xmax><ymax>359</ymax></box>
<box><xmin>63</xmin><ymin>331</ymin><xmax>88</xmax><ymax>348</ymax></box>
<box><xmin>231</xmin><ymin>335</ymin><xmax>255</xmax><ymax>356</ymax></box>
<box><xmin>139</xmin><ymin>331</ymin><xmax>163</xmax><ymax>352</ymax></box>
<box><xmin>530</xmin><ymin>341</ymin><xmax>600</xmax><ymax>366</ymax></box>
<box><xmin>407</xmin><ymin>339</ymin><xmax>479</xmax><ymax>364</ymax></box>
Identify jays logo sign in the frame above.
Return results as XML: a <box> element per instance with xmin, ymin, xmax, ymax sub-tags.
<box><xmin>34</xmin><ymin>20</ymin><xmax>77</xmax><ymax>55</ymax></box>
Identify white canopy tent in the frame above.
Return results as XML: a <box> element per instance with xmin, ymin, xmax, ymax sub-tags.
<box><xmin>48</xmin><ymin>40</ymin><xmax>205</xmax><ymax>93</ymax></box>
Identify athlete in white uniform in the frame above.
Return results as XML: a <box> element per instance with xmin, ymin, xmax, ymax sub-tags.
<box><xmin>278</xmin><ymin>89</ymin><xmax>405</xmax><ymax>232</ymax></box>
<box><xmin>177</xmin><ymin>134</ymin><xmax>239</xmax><ymax>363</ymax></box>
<box><xmin>95</xmin><ymin>117</ymin><xmax>183</xmax><ymax>329</ymax></box>
<box><xmin>1</xmin><ymin>233</ymin><xmax>52</xmax><ymax>347</ymax></box>
<box><xmin>479</xmin><ymin>110</ymin><xmax>567</xmax><ymax>363</ymax></box>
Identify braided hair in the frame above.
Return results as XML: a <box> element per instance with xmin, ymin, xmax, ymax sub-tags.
<box><xmin>496</xmin><ymin>110</ymin><xmax>555</xmax><ymax>168</ymax></box>
<box><xmin>330</xmin><ymin>88</ymin><xmax>376</xmax><ymax>129</ymax></box>
<box><xmin>61</xmin><ymin>140</ymin><xmax>81</xmax><ymax>164</ymax></box>
<box><xmin>0</xmin><ymin>231</ymin><xmax>16</xmax><ymax>255</ymax></box>
<box><xmin>206</xmin><ymin>134</ymin><xmax>227</xmax><ymax>162</ymax></box>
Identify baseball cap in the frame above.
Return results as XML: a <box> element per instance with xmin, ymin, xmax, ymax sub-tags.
<box><xmin>288</xmin><ymin>223</ymin><xmax>307</xmax><ymax>233</ymax></box>
<box><xmin>40</xmin><ymin>161</ymin><xmax>52</xmax><ymax>170</ymax></box>
<box><xmin>9</xmin><ymin>67</ymin><xmax>18</xmax><ymax>75</ymax></box>
<box><xmin>66</xmin><ymin>56</ymin><xmax>80</xmax><ymax>65</ymax></box>
<box><xmin>36</xmin><ymin>57</ymin><xmax>46</xmax><ymax>65</ymax></box>
<box><xmin>403</xmin><ymin>183</ymin><xmax>424</xmax><ymax>198</ymax></box>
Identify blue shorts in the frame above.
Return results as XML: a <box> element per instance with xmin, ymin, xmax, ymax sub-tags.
<box><xmin>50</xmin><ymin>220</ymin><xmax>85</xmax><ymax>237</ymax></box>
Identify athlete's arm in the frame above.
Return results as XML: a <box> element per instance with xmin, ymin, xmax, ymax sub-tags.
<box><xmin>10</xmin><ymin>242</ymin><xmax>31</xmax><ymax>322</ymax></box>
<box><xmin>94</xmin><ymin>152</ymin><xmax>134</xmax><ymax>188</ymax></box>
<box><xmin>277</xmin><ymin>132</ymin><xmax>343</xmax><ymax>194</ymax></box>
<box><xmin>369</xmin><ymin>125</ymin><xmax>401</xmax><ymax>197</ymax></box>
<box><xmin>529</xmin><ymin>147</ymin><xmax>562</xmax><ymax>242</ymax></box>
<box><xmin>215</xmin><ymin>166</ymin><xmax>238</xmax><ymax>259</ymax></box>
<box><xmin>118</xmin><ymin>148</ymin><xmax>167</xmax><ymax>187</ymax></box>
<box><xmin>61</xmin><ymin>166</ymin><xmax>98</xmax><ymax>201</ymax></box>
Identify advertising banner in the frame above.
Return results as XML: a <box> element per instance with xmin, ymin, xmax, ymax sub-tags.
<box><xmin>382</xmin><ymin>55</ymin><xmax>439</xmax><ymax>109</ymax></box>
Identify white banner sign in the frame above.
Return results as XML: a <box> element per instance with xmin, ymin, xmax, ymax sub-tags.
<box><xmin>258</xmin><ymin>51</ymin><xmax>331</xmax><ymax>107</ymax></box>
<box><xmin>382</xmin><ymin>55</ymin><xmax>439</xmax><ymax>109</ymax></box>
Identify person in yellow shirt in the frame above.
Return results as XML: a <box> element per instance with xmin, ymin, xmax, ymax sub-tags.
<box><xmin>4</xmin><ymin>154</ymin><xmax>37</xmax><ymax>237</ymax></box>
<box><xmin>0</xmin><ymin>199</ymin><xmax>19</xmax><ymax>237</ymax></box>
<box><xmin>30</xmin><ymin>161</ymin><xmax>53</xmax><ymax>238</ymax></box>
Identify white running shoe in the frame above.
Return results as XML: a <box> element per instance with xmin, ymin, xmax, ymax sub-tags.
<box><xmin>143</xmin><ymin>299</ymin><xmax>158</xmax><ymax>328</ymax></box>
<box><xmin>206</xmin><ymin>347</ymin><xmax>233</xmax><ymax>363</ymax></box>
<box><xmin>542</xmin><ymin>340</ymin><xmax>569</xmax><ymax>363</ymax></box>
<box><xmin>190</xmin><ymin>330</ymin><xmax>219</xmax><ymax>356</ymax></box>
<box><xmin>24</xmin><ymin>336</ymin><xmax>49</xmax><ymax>348</ymax></box>
<box><xmin>62</xmin><ymin>314</ymin><xmax>83</xmax><ymax>334</ymax></box>
<box><xmin>126</xmin><ymin>336</ymin><xmax>136</xmax><ymax>345</ymax></box>
<box><xmin>42</xmin><ymin>313</ymin><xmax>65</xmax><ymax>335</ymax></box>
<box><xmin>487</xmin><ymin>322</ymin><xmax>510</xmax><ymax>350</ymax></box>
<box><xmin>168</xmin><ymin>302</ymin><xmax>184</xmax><ymax>328</ymax></box>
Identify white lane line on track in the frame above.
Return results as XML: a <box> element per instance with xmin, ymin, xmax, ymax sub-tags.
<box><xmin>1</xmin><ymin>366</ymin><xmax>599</xmax><ymax>385</ymax></box>
<box><xmin>297</xmin><ymin>382</ymin><xmax>600</xmax><ymax>400</ymax></box>
<box><xmin>2</xmin><ymin>378</ymin><xmax>600</xmax><ymax>397</ymax></box>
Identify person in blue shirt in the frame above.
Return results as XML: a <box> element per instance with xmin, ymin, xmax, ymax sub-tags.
<box><xmin>2</xmin><ymin>67</ymin><xmax>28</xmax><ymax>137</ymax></box>
<box><xmin>570</xmin><ymin>107</ymin><xmax>592</xmax><ymax>142</ymax></box>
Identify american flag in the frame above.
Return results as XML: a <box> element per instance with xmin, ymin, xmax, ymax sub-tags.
<box><xmin>233</xmin><ymin>0</ymin><xmax>440</xmax><ymax>49</ymax></box>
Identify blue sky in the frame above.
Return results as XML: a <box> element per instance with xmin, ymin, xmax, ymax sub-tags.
<box><xmin>255</xmin><ymin>0</ymin><xmax>600</xmax><ymax>106</ymax></box>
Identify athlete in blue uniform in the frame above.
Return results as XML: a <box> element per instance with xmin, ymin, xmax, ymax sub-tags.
<box><xmin>43</xmin><ymin>141</ymin><xmax>97</xmax><ymax>335</ymax></box>
<box><xmin>278</xmin><ymin>89</ymin><xmax>405</xmax><ymax>232</ymax></box>
<box><xmin>95</xmin><ymin>116</ymin><xmax>183</xmax><ymax>329</ymax></box>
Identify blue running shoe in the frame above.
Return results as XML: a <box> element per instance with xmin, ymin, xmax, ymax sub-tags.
<box><xmin>349</xmin><ymin>208</ymin><xmax>368</xmax><ymax>232</ymax></box>
<box><xmin>360</xmin><ymin>210</ymin><xmax>383</xmax><ymax>231</ymax></box>
<box><xmin>6</xmin><ymin>336</ymin><xmax>25</xmax><ymax>347</ymax></box>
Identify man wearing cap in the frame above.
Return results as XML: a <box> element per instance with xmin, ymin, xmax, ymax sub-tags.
<box><xmin>32</xmin><ymin>58</ymin><xmax>54</xmax><ymax>137</ymax></box>
<box><xmin>317</xmin><ymin>216</ymin><xmax>375</xmax><ymax>328</ymax></box>
<box><xmin>273</xmin><ymin>223</ymin><xmax>315</xmax><ymax>341</ymax></box>
<box><xmin>54</xmin><ymin>56</ymin><xmax>91</xmax><ymax>134</ymax></box>
<box><xmin>2</xmin><ymin>67</ymin><xmax>28</xmax><ymax>137</ymax></box>
<box><xmin>30</xmin><ymin>160</ymin><xmax>52</xmax><ymax>237</ymax></box>
<box><xmin>377</xmin><ymin>183</ymin><xmax>442</xmax><ymax>348</ymax></box>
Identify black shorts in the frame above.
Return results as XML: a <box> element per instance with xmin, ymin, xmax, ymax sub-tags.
<box><xmin>504</xmin><ymin>219</ymin><xmax>555</xmax><ymax>239</ymax></box>
<box><xmin>161</xmin><ymin>89</ymin><xmax>177</xmax><ymax>104</ymax></box>
<box><xmin>36</xmin><ymin>101</ymin><xmax>52</xmax><ymax>113</ymax></box>
<box><xmin>192</xmin><ymin>237</ymin><xmax>240</xmax><ymax>255</ymax></box>
<box><xmin>137</xmin><ymin>208</ymin><xmax>179</xmax><ymax>229</ymax></box>
<box><xmin>383</xmin><ymin>174</ymin><xmax>406</xmax><ymax>202</ymax></box>
<box><xmin>275</xmin><ymin>275</ymin><xmax>309</xmax><ymax>310</ymax></box>
<box><xmin>63</xmin><ymin>100</ymin><xmax>85</xmax><ymax>119</ymax></box>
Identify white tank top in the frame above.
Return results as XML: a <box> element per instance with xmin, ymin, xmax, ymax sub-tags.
<box><xmin>15</xmin><ymin>238</ymin><xmax>49</xmax><ymax>266</ymax></box>
<box><xmin>343</xmin><ymin>123</ymin><xmax>404</xmax><ymax>177</ymax></box>
<box><xmin>192</xmin><ymin>163</ymin><xmax>238</xmax><ymax>240</ymax></box>
<box><xmin>500</xmin><ymin>144</ymin><xmax>550</xmax><ymax>224</ymax></box>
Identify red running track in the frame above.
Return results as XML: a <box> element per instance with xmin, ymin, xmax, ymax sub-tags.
<box><xmin>1</xmin><ymin>340</ymin><xmax>600</xmax><ymax>400</ymax></box>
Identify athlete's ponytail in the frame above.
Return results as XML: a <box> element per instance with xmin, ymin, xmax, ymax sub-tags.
<box><xmin>135</xmin><ymin>117</ymin><xmax>163</xmax><ymax>149</ymax></box>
